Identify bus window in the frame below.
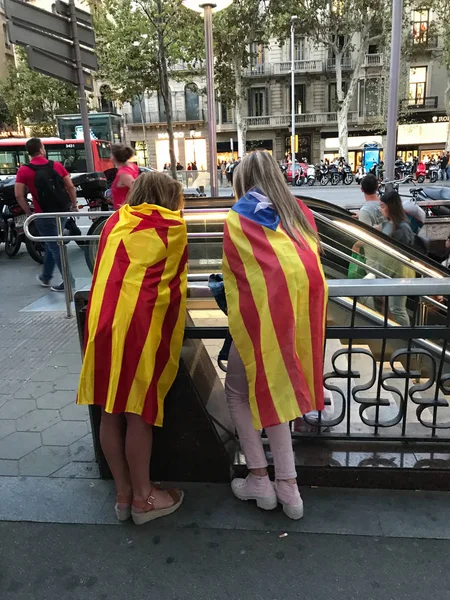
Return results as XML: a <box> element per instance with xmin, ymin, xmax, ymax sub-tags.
<box><xmin>46</xmin><ymin>147</ymin><xmax>87</xmax><ymax>173</ymax></box>
<box><xmin>0</xmin><ymin>151</ymin><xmax>19</xmax><ymax>175</ymax></box>
<box><xmin>97</xmin><ymin>142</ymin><xmax>111</xmax><ymax>159</ymax></box>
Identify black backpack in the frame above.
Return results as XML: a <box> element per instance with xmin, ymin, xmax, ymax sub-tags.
<box><xmin>26</xmin><ymin>161</ymin><xmax>70</xmax><ymax>212</ymax></box>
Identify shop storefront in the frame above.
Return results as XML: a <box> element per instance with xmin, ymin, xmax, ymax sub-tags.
<box><xmin>217</xmin><ymin>139</ymin><xmax>273</xmax><ymax>164</ymax></box>
<box><xmin>397</xmin><ymin>120</ymin><xmax>449</xmax><ymax>162</ymax></box>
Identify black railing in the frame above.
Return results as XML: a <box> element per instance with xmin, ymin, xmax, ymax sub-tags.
<box><xmin>404</xmin><ymin>96</ymin><xmax>438</xmax><ymax>110</ymax></box>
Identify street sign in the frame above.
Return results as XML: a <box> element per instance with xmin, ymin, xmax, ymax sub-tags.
<box><xmin>5</xmin><ymin>0</ymin><xmax>95</xmax><ymax>48</ymax></box>
<box><xmin>8</xmin><ymin>22</ymin><xmax>98</xmax><ymax>70</ymax></box>
<box><xmin>26</xmin><ymin>46</ymin><xmax>93</xmax><ymax>91</ymax></box>
<box><xmin>53</xmin><ymin>0</ymin><xmax>93</xmax><ymax>27</ymax></box>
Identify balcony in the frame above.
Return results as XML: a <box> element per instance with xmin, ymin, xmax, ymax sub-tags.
<box><xmin>245</xmin><ymin>63</ymin><xmax>271</xmax><ymax>77</ymax></box>
<box><xmin>364</xmin><ymin>53</ymin><xmax>384</xmax><ymax>67</ymax></box>
<box><xmin>273</xmin><ymin>59</ymin><xmax>324</xmax><ymax>75</ymax></box>
<box><xmin>403</xmin><ymin>96</ymin><xmax>438</xmax><ymax>110</ymax></box>
<box><xmin>125</xmin><ymin>109</ymin><xmax>205</xmax><ymax>126</ymax></box>
<box><xmin>245</xmin><ymin>111</ymin><xmax>358</xmax><ymax>129</ymax></box>
<box><xmin>326</xmin><ymin>57</ymin><xmax>353</xmax><ymax>70</ymax></box>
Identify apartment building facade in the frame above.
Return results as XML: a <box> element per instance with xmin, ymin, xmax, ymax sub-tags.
<box><xmin>122</xmin><ymin>8</ymin><xmax>450</xmax><ymax>169</ymax></box>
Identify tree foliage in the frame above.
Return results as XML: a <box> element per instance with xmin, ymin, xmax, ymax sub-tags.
<box><xmin>91</xmin><ymin>0</ymin><xmax>204</xmax><ymax>175</ymax></box>
<box><xmin>0</xmin><ymin>49</ymin><xmax>78</xmax><ymax>134</ymax></box>
<box><xmin>272</xmin><ymin>0</ymin><xmax>388</xmax><ymax>159</ymax></box>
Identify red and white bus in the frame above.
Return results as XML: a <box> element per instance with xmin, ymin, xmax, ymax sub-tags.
<box><xmin>0</xmin><ymin>138</ymin><xmax>114</xmax><ymax>177</ymax></box>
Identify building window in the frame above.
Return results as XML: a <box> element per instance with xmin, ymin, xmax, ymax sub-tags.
<box><xmin>248</xmin><ymin>87</ymin><xmax>267</xmax><ymax>117</ymax></box>
<box><xmin>292</xmin><ymin>37</ymin><xmax>305</xmax><ymax>61</ymax></box>
<box><xmin>409</xmin><ymin>66</ymin><xmax>427</xmax><ymax>105</ymax></box>
<box><xmin>3</xmin><ymin>23</ymin><xmax>11</xmax><ymax>49</ymax></box>
<box><xmin>100</xmin><ymin>85</ymin><xmax>114</xmax><ymax>113</ymax></box>
<box><xmin>185</xmin><ymin>83</ymin><xmax>200</xmax><ymax>121</ymax></box>
<box><xmin>158</xmin><ymin>92</ymin><xmax>172</xmax><ymax>122</ymax></box>
<box><xmin>250</xmin><ymin>42</ymin><xmax>264</xmax><ymax>66</ymax></box>
<box><xmin>131</xmin><ymin>97</ymin><xmax>145</xmax><ymax>123</ymax></box>
<box><xmin>412</xmin><ymin>10</ymin><xmax>429</xmax><ymax>44</ymax></box>
<box><xmin>289</xmin><ymin>84</ymin><xmax>305</xmax><ymax>114</ymax></box>
<box><xmin>221</xmin><ymin>103</ymin><xmax>233</xmax><ymax>124</ymax></box>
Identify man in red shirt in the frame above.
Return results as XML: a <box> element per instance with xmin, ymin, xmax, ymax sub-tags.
<box><xmin>15</xmin><ymin>138</ymin><xmax>78</xmax><ymax>292</ymax></box>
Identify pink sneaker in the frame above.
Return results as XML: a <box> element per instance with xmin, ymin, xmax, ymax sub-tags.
<box><xmin>231</xmin><ymin>474</ymin><xmax>277</xmax><ymax>510</ymax></box>
<box><xmin>275</xmin><ymin>480</ymin><xmax>304</xmax><ymax>520</ymax></box>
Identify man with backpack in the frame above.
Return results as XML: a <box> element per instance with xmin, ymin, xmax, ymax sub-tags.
<box><xmin>15</xmin><ymin>138</ymin><xmax>78</xmax><ymax>292</ymax></box>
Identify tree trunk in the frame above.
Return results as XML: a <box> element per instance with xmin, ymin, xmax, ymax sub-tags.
<box><xmin>157</xmin><ymin>0</ymin><xmax>177</xmax><ymax>180</ymax></box>
<box><xmin>234</xmin><ymin>58</ymin><xmax>247</xmax><ymax>158</ymax></box>
<box><xmin>445</xmin><ymin>77</ymin><xmax>450</xmax><ymax>151</ymax></box>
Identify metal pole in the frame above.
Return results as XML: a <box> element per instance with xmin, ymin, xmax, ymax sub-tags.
<box><xmin>69</xmin><ymin>0</ymin><xmax>94</xmax><ymax>173</ymax></box>
<box><xmin>291</xmin><ymin>16</ymin><xmax>297</xmax><ymax>178</ymax></box>
<box><xmin>384</xmin><ymin>0</ymin><xmax>403</xmax><ymax>183</ymax></box>
<box><xmin>203</xmin><ymin>4</ymin><xmax>218</xmax><ymax>197</ymax></box>
<box><xmin>56</xmin><ymin>216</ymin><xmax>73</xmax><ymax>318</ymax></box>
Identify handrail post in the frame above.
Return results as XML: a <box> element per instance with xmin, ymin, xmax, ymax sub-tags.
<box><xmin>56</xmin><ymin>216</ymin><xmax>73</xmax><ymax>319</ymax></box>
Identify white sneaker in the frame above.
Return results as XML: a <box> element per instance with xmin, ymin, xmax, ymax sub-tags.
<box><xmin>231</xmin><ymin>474</ymin><xmax>277</xmax><ymax>510</ymax></box>
<box><xmin>275</xmin><ymin>480</ymin><xmax>304</xmax><ymax>520</ymax></box>
<box><xmin>305</xmin><ymin>390</ymin><xmax>335</xmax><ymax>424</ymax></box>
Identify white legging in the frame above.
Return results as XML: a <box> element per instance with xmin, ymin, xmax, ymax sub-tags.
<box><xmin>224</xmin><ymin>343</ymin><xmax>297</xmax><ymax>480</ymax></box>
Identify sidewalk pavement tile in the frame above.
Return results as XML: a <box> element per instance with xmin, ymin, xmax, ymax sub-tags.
<box><xmin>51</xmin><ymin>461</ymin><xmax>100</xmax><ymax>479</ymax></box>
<box><xmin>0</xmin><ymin>399</ymin><xmax>36</xmax><ymax>420</ymax></box>
<box><xmin>16</xmin><ymin>409</ymin><xmax>60</xmax><ymax>432</ymax></box>
<box><xmin>60</xmin><ymin>403</ymin><xmax>89</xmax><ymax>421</ymax></box>
<box><xmin>0</xmin><ymin>421</ymin><xmax>15</xmax><ymax>440</ymax></box>
<box><xmin>0</xmin><ymin>460</ymin><xmax>18</xmax><ymax>476</ymax></box>
<box><xmin>30</xmin><ymin>366</ymin><xmax>68</xmax><ymax>382</ymax></box>
<box><xmin>18</xmin><ymin>446</ymin><xmax>71</xmax><ymax>476</ymax></box>
<box><xmin>0</xmin><ymin>432</ymin><xmax>41</xmax><ymax>460</ymax></box>
<box><xmin>37</xmin><ymin>391</ymin><xmax>74</xmax><ymax>410</ymax></box>
<box><xmin>14</xmin><ymin>381</ymin><xmax>54</xmax><ymax>400</ymax></box>
<box><xmin>69</xmin><ymin>435</ymin><xmax>95</xmax><ymax>463</ymax></box>
<box><xmin>42</xmin><ymin>420</ymin><xmax>88</xmax><ymax>446</ymax></box>
<box><xmin>45</xmin><ymin>353</ymin><xmax>81</xmax><ymax>369</ymax></box>
<box><xmin>53</xmin><ymin>374</ymin><xmax>81</xmax><ymax>391</ymax></box>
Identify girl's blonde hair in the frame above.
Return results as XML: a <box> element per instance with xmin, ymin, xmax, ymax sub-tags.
<box><xmin>233</xmin><ymin>151</ymin><xmax>319</xmax><ymax>245</ymax></box>
<box><xmin>126</xmin><ymin>171</ymin><xmax>183</xmax><ymax>211</ymax></box>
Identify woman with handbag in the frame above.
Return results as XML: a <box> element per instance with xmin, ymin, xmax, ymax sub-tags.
<box><xmin>223</xmin><ymin>151</ymin><xmax>328</xmax><ymax>520</ymax></box>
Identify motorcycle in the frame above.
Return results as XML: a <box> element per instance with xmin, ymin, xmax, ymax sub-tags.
<box><xmin>369</xmin><ymin>161</ymin><xmax>384</xmax><ymax>182</ymax></box>
<box><xmin>354</xmin><ymin>165</ymin><xmax>365</xmax><ymax>185</ymax></box>
<box><xmin>341</xmin><ymin>162</ymin><xmax>354</xmax><ymax>185</ymax></box>
<box><xmin>416</xmin><ymin>161</ymin><xmax>426</xmax><ymax>184</ymax></box>
<box><xmin>306</xmin><ymin>164</ymin><xmax>316</xmax><ymax>186</ymax></box>
<box><xmin>293</xmin><ymin>163</ymin><xmax>307</xmax><ymax>187</ymax></box>
<box><xmin>0</xmin><ymin>177</ymin><xmax>43</xmax><ymax>263</ymax></box>
<box><xmin>329</xmin><ymin>164</ymin><xmax>340</xmax><ymax>186</ymax></box>
<box><xmin>315</xmin><ymin>163</ymin><xmax>329</xmax><ymax>186</ymax></box>
<box><xmin>410</xmin><ymin>186</ymin><xmax>450</xmax><ymax>217</ymax></box>
<box><xmin>427</xmin><ymin>160</ymin><xmax>439</xmax><ymax>184</ymax></box>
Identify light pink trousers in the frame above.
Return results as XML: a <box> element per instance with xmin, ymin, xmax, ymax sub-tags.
<box><xmin>224</xmin><ymin>343</ymin><xmax>297</xmax><ymax>480</ymax></box>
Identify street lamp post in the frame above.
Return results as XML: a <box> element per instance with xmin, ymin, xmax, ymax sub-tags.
<box><xmin>291</xmin><ymin>16</ymin><xmax>297</xmax><ymax>177</ymax></box>
<box><xmin>183</xmin><ymin>1</ymin><xmax>233</xmax><ymax>197</ymax></box>
<box><xmin>384</xmin><ymin>0</ymin><xmax>403</xmax><ymax>184</ymax></box>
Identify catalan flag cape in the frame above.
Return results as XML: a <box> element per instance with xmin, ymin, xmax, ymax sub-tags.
<box><xmin>77</xmin><ymin>203</ymin><xmax>188</xmax><ymax>426</ymax></box>
<box><xmin>223</xmin><ymin>189</ymin><xmax>328</xmax><ymax>430</ymax></box>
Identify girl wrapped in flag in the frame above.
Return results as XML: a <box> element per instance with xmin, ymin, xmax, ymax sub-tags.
<box><xmin>77</xmin><ymin>172</ymin><xmax>187</xmax><ymax>525</ymax></box>
<box><xmin>223</xmin><ymin>151</ymin><xmax>328</xmax><ymax>520</ymax></box>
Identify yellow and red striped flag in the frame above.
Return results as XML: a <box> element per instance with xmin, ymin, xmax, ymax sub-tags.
<box><xmin>223</xmin><ymin>190</ymin><xmax>328</xmax><ymax>430</ymax></box>
<box><xmin>77</xmin><ymin>203</ymin><xmax>188</xmax><ymax>426</ymax></box>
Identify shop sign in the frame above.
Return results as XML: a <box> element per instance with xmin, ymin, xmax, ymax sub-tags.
<box><xmin>157</xmin><ymin>132</ymin><xmax>185</xmax><ymax>139</ymax></box>
<box><xmin>432</xmin><ymin>115</ymin><xmax>450</xmax><ymax>123</ymax></box>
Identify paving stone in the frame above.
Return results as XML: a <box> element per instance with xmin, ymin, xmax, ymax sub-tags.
<box><xmin>42</xmin><ymin>420</ymin><xmax>88</xmax><ymax>446</ymax></box>
<box><xmin>0</xmin><ymin>421</ymin><xmax>15</xmax><ymax>440</ymax></box>
<box><xmin>0</xmin><ymin>395</ymin><xmax>11</xmax><ymax>408</ymax></box>
<box><xmin>37</xmin><ymin>391</ymin><xmax>74</xmax><ymax>410</ymax></box>
<box><xmin>45</xmin><ymin>353</ymin><xmax>81</xmax><ymax>369</ymax></box>
<box><xmin>53</xmin><ymin>374</ymin><xmax>81</xmax><ymax>391</ymax></box>
<box><xmin>69</xmin><ymin>434</ymin><xmax>95</xmax><ymax>463</ymax></box>
<box><xmin>18</xmin><ymin>446</ymin><xmax>70</xmax><ymax>476</ymax></box>
<box><xmin>14</xmin><ymin>381</ymin><xmax>54</xmax><ymax>400</ymax></box>
<box><xmin>0</xmin><ymin>399</ymin><xmax>36</xmax><ymax>420</ymax></box>
<box><xmin>0</xmin><ymin>432</ymin><xmax>41</xmax><ymax>459</ymax></box>
<box><xmin>51</xmin><ymin>461</ymin><xmax>100</xmax><ymax>479</ymax></box>
<box><xmin>16</xmin><ymin>409</ymin><xmax>61</xmax><ymax>433</ymax></box>
<box><xmin>60</xmin><ymin>403</ymin><xmax>89</xmax><ymax>421</ymax></box>
<box><xmin>30</xmin><ymin>366</ymin><xmax>68</xmax><ymax>382</ymax></box>
<box><xmin>0</xmin><ymin>459</ymin><xmax>19</xmax><ymax>476</ymax></box>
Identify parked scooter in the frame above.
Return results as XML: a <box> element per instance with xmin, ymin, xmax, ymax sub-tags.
<box><xmin>0</xmin><ymin>177</ymin><xmax>43</xmax><ymax>263</ymax></box>
<box><xmin>315</xmin><ymin>163</ymin><xmax>329</xmax><ymax>186</ymax></box>
<box><xmin>306</xmin><ymin>164</ymin><xmax>316</xmax><ymax>186</ymax></box>
<box><xmin>427</xmin><ymin>159</ymin><xmax>439</xmax><ymax>184</ymax></box>
<box><xmin>416</xmin><ymin>161</ymin><xmax>426</xmax><ymax>184</ymax></box>
<box><xmin>354</xmin><ymin>165</ymin><xmax>365</xmax><ymax>185</ymax></box>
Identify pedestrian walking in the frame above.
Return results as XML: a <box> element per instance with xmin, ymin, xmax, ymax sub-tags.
<box><xmin>15</xmin><ymin>137</ymin><xmax>77</xmax><ymax>292</ymax></box>
<box><xmin>439</xmin><ymin>152</ymin><xmax>448</xmax><ymax>181</ymax></box>
<box><xmin>77</xmin><ymin>172</ymin><xmax>187</xmax><ymax>525</ymax></box>
<box><xmin>110</xmin><ymin>144</ymin><xmax>140</xmax><ymax>210</ymax></box>
<box><xmin>223</xmin><ymin>151</ymin><xmax>328</xmax><ymax>520</ymax></box>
